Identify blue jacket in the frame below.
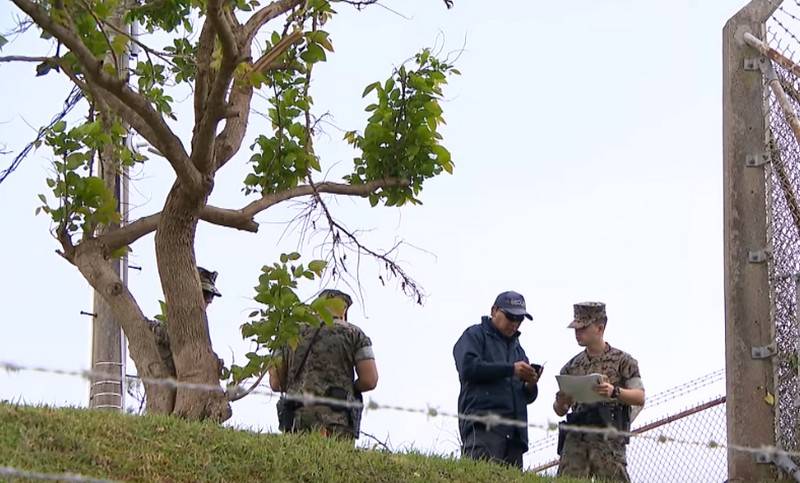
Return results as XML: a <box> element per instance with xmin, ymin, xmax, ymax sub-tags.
<box><xmin>453</xmin><ymin>316</ymin><xmax>538</xmax><ymax>446</ymax></box>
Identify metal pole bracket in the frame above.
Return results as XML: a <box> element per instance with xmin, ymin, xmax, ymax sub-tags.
<box><xmin>748</xmin><ymin>249</ymin><xmax>771</xmax><ymax>263</ymax></box>
<box><xmin>753</xmin><ymin>449</ymin><xmax>800</xmax><ymax>482</ymax></box>
<box><xmin>745</xmin><ymin>57</ymin><xmax>761</xmax><ymax>71</ymax></box>
<box><xmin>755</xmin><ymin>450</ymin><xmax>772</xmax><ymax>464</ymax></box>
<box><xmin>752</xmin><ymin>342</ymin><xmax>777</xmax><ymax>359</ymax></box>
<box><xmin>746</xmin><ymin>152</ymin><xmax>771</xmax><ymax>167</ymax></box>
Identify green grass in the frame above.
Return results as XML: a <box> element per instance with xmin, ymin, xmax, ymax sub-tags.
<box><xmin>0</xmin><ymin>403</ymin><xmax>589</xmax><ymax>482</ymax></box>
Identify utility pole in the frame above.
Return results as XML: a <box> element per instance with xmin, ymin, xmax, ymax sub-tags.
<box><xmin>723</xmin><ymin>0</ymin><xmax>780</xmax><ymax>481</ymax></box>
<box><xmin>88</xmin><ymin>14</ymin><xmax>137</xmax><ymax>412</ymax></box>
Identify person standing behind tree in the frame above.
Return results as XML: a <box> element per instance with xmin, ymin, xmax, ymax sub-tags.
<box><xmin>452</xmin><ymin>290</ymin><xmax>541</xmax><ymax>469</ymax></box>
<box><xmin>147</xmin><ymin>266</ymin><xmax>224</xmax><ymax>378</ymax></box>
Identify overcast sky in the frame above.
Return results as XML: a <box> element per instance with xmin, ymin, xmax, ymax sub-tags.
<box><xmin>0</xmin><ymin>0</ymin><xmax>757</xmax><ymax>473</ymax></box>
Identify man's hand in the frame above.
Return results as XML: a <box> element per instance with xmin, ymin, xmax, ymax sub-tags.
<box><xmin>593</xmin><ymin>381</ymin><xmax>615</xmax><ymax>398</ymax></box>
<box><xmin>554</xmin><ymin>390</ymin><xmax>574</xmax><ymax>416</ymax></box>
<box><xmin>555</xmin><ymin>390</ymin><xmax>573</xmax><ymax>407</ymax></box>
<box><xmin>514</xmin><ymin>361</ymin><xmax>538</xmax><ymax>384</ymax></box>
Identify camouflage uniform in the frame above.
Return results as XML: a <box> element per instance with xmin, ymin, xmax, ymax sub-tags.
<box><xmin>557</xmin><ymin>303</ymin><xmax>644</xmax><ymax>483</ymax></box>
<box><xmin>146</xmin><ymin>266</ymin><xmax>224</xmax><ymax>379</ymax></box>
<box><xmin>281</xmin><ymin>318</ymin><xmax>374</xmax><ymax>439</ymax></box>
<box><xmin>147</xmin><ymin>319</ymin><xmax>177</xmax><ymax>377</ymax></box>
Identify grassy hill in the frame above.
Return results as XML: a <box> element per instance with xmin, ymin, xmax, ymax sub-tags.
<box><xmin>0</xmin><ymin>403</ymin><xmax>585</xmax><ymax>482</ymax></box>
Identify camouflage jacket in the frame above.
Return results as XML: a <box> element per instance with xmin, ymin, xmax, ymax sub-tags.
<box><xmin>281</xmin><ymin>319</ymin><xmax>374</xmax><ymax>400</ymax></box>
<box><xmin>146</xmin><ymin>318</ymin><xmax>223</xmax><ymax>379</ymax></box>
<box><xmin>560</xmin><ymin>343</ymin><xmax>643</xmax><ymax>414</ymax></box>
<box><xmin>147</xmin><ymin>318</ymin><xmax>176</xmax><ymax>377</ymax></box>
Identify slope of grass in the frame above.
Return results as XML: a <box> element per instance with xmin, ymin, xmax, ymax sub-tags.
<box><xmin>0</xmin><ymin>403</ymin><xmax>587</xmax><ymax>482</ymax></box>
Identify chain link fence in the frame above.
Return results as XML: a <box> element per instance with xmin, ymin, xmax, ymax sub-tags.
<box><xmin>626</xmin><ymin>398</ymin><xmax>726</xmax><ymax>483</ymax></box>
<box><xmin>765</xmin><ymin>0</ymin><xmax>800</xmax><ymax>460</ymax></box>
<box><xmin>528</xmin><ymin>373</ymin><xmax>726</xmax><ymax>482</ymax></box>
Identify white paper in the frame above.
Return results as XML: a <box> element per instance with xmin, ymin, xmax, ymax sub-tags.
<box><xmin>555</xmin><ymin>373</ymin><xmax>612</xmax><ymax>404</ymax></box>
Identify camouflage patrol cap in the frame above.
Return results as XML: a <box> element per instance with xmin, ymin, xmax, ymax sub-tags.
<box><xmin>197</xmin><ymin>266</ymin><xmax>222</xmax><ymax>297</ymax></box>
<box><xmin>567</xmin><ymin>302</ymin><xmax>607</xmax><ymax>329</ymax></box>
<box><xmin>318</xmin><ymin>289</ymin><xmax>353</xmax><ymax>308</ymax></box>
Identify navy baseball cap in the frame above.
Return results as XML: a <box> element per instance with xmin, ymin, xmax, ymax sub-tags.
<box><xmin>493</xmin><ymin>291</ymin><xmax>533</xmax><ymax>320</ymax></box>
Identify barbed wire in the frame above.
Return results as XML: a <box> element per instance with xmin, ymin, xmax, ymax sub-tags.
<box><xmin>769</xmin><ymin>7</ymin><xmax>800</xmax><ymax>60</ymax></box>
<box><xmin>637</xmin><ymin>369</ymin><xmax>724</xmax><ymax>409</ymax></box>
<box><xmin>0</xmin><ymin>358</ymin><xmax>793</xmax><ymax>463</ymax></box>
<box><xmin>0</xmin><ymin>465</ymin><xmax>118</xmax><ymax>482</ymax></box>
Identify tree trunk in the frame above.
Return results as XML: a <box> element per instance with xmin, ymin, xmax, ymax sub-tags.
<box><xmin>155</xmin><ymin>180</ymin><xmax>231</xmax><ymax>423</ymax></box>
<box><xmin>72</xmin><ymin>242</ymin><xmax>175</xmax><ymax>413</ymax></box>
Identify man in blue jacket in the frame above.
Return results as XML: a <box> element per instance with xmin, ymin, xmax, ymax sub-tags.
<box><xmin>453</xmin><ymin>290</ymin><xmax>541</xmax><ymax>468</ymax></box>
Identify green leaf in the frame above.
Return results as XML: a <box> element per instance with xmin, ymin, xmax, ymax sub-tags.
<box><xmin>110</xmin><ymin>246</ymin><xmax>130</xmax><ymax>259</ymax></box>
<box><xmin>317</xmin><ymin>36</ymin><xmax>334</xmax><ymax>52</ymax></box>
<box><xmin>361</xmin><ymin>82</ymin><xmax>380</xmax><ymax>98</ymax></box>
<box><xmin>35</xmin><ymin>61</ymin><xmax>54</xmax><ymax>77</ymax></box>
<box><xmin>306</xmin><ymin>31</ymin><xmax>334</xmax><ymax>52</ymax></box>
<box><xmin>52</xmin><ymin>120</ymin><xmax>67</xmax><ymax>133</ymax></box>
<box><xmin>66</xmin><ymin>152</ymin><xmax>86</xmax><ymax>170</ymax></box>
<box><xmin>308</xmin><ymin>260</ymin><xmax>326</xmax><ymax>275</ymax></box>
<box><xmin>288</xmin><ymin>123</ymin><xmax>305</xmax><ymax>138</ymax></box>
<box><xmin>111</xmin><ymin>35</ymin><xmax>128</xmax><ymax>55</ymax></box>
<box><xmin>300</xmin><ymin>43</ymin><xmax>326</xmax><ymax>64</ymax></box>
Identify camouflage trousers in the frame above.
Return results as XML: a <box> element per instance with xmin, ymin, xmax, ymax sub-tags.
<box><xmin>557</xmin><ymin>433</ymin><xmax>630</xmax><ymax>483</ymax></box>
<box><xmin>292</xmin><ymin>405</ymin><xmax>354</xmax><ymax>441</ymax></box>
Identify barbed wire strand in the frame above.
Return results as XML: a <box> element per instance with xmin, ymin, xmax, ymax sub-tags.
<box><xmin>0</xmin><ymin>359</ymin><xmax>794</xmax><ymax>463</ymax></box>
<box><xmin>528</xmin><ymin>368</ymin><xmax>724</xmax><ymax>452</ymax></box>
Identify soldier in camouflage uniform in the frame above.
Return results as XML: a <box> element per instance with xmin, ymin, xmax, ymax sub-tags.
<box><xmin>269</xmin><ymin>289</ymin><xmax>378</xmax><ymax>440</ymax></box>
<box><xmin>147</xmin><ymin>266</ymin><xmax>224</xmax><ymax>379</ymax></box>
<box><xmin>553</xmin><ymin>302</ymin><xmax>645</xmax><ymax>483</ymax></box>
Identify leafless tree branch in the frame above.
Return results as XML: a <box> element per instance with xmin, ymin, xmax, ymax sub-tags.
<box><xmin>305</xmin><ymin>179</ymin><xmax>425</xmax><ymax>304</ymax></box>
<box><xmin>93</xmin><ymin>178</ymin><xmax>407</xmax><ymax>251</ymax></box>
<box><xmin>193</xmin><ymin>20</ymin><xmax>216</xmax><ymax>124</ymax></box>
<box><xmin>190</xmin><ymin>8</ymin><xmax>243</xmax><ymax>175</ymax></box>
<box><xmin>251</xmin><ymin>29</ymin><xmax>303</xmax><ymax>73</ymax></box>
<box><xmin>243</xmin><ymin>0</ymin><xmax>303</xmax><ymax>44</ymax></box>
<box><xmin>240</xmin><ymin>178</ymin><xmax>408</xmax><ymax>219</ymax></box>
<box><xmin>0</xmin><ymin>55</ymin><xmax>53</xmax><ymax>62</ymax></box>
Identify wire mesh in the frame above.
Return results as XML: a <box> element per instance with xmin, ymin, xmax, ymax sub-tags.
<box><xmin>627</xmin><ymin>399</ymin><xmax>727</xmax><ymax>483</ymax></box>
<box><xmin>766</xmin><ymin>0</ymin><xmax>800</xmax><ymax>458</ymax></box>
<box><xmin>529</xmin><ymin>378</ymin><xmax>726</xmax><ymax>482</ymax></box>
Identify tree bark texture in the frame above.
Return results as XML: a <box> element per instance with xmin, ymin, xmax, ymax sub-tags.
<box><xmin>155</xmin><ymin>180</ymin><xmax>231</xmax><ymax>422</ymax></box>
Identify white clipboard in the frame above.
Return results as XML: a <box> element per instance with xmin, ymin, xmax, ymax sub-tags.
<box><xmin>555</xmin><ymin>373</ymin><xmax>612</xmax><ymax>404</ymax></box>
